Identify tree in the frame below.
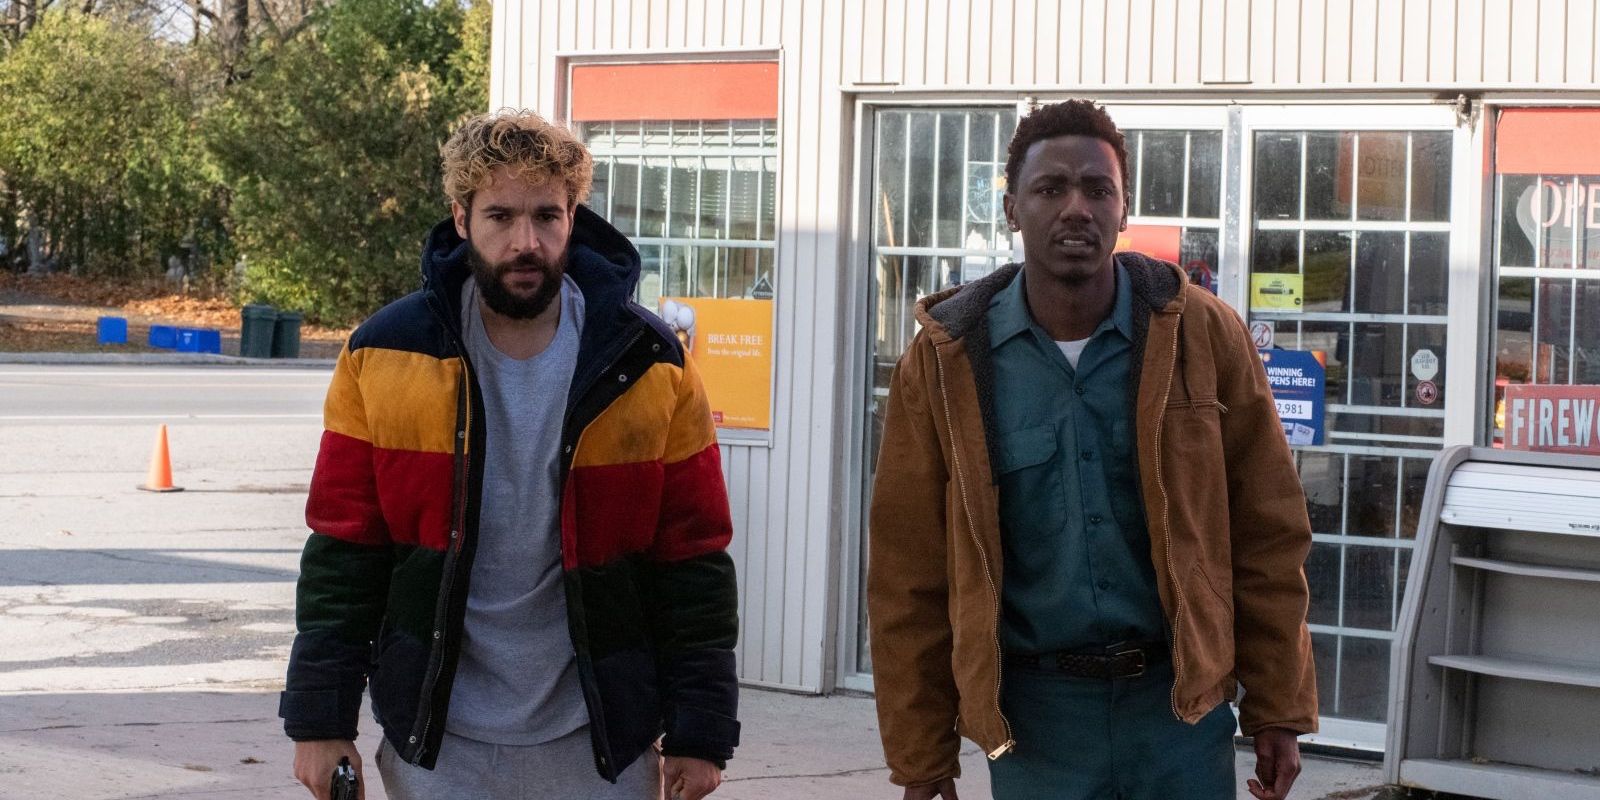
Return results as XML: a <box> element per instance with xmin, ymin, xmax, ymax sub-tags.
<box><xmin>0</xmin><ymin>12</ymin><xmax>221</xmax><ymax>275</ymax></box>
<box><xmin>218</xmin><ymin>0</ymin><xmax>244</xmax><ymax>77</ymax></box>
<box><xmin>0</xmin><ymin>0</ymin><xmax>488</xmax><ymax>312</ymax></box>
<box><xmin>204</xmin><ymin>0</ymin><xmax>487</xmax><ymax>323</ymax></box>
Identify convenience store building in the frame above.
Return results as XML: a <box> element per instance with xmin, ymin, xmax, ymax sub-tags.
<box><xmin>489</xmin><ymin>0</ymin><xmax>1600</xmax><ymax>750</ymax></box>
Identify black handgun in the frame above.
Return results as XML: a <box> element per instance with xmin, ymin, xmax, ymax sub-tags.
<box><xmin>330</xmin><ymin>755</ymin><xmax>359</xmax><ymax>800</ymax></box>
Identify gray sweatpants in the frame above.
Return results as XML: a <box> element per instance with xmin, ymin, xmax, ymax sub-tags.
<box><xmin>377</xmin><ymin>727</ymin><xmax>661</xmax><ymax>800</ymax></box>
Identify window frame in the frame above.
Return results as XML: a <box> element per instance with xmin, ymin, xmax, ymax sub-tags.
<box><xmin>561</xmin><ymin>55</ymin><xmax>783</xmax><ymax>445</ymax></box>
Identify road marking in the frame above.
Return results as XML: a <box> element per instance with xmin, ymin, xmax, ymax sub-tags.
<box><xmin>0</xmin><ymin>413</ymin><xmax>321</xmax><ymax>421</ymax></box>
<box><xmin>1</xmin><ymin>382</ymin><xmax>326</xmax><ymax>389</ymax></box>
<box><xmin>44</xmin><ymin>383</ymin><xmax>326</xmax><ymax>389</ymax></box>
<box><xmin>0</xmin><ymin>370</ymin><xmax>330</xmax><ymax>378</ymax></box>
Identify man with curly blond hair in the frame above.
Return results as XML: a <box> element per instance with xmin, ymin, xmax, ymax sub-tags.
<box><xmin>282</xmin><ymin>110</ymin><xmax>740</xmax><ymax>800</ymax></box>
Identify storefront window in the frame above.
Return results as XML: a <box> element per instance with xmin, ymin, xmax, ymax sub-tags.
<box><xmin>1489</xmin><ymin>110</ymin><xmax>1600</xmax><ymax>450</ymax></box>
<box><xmin>1126</xmin><ymin>129</ymin><xmax>1224</xmax><ymax>292</ymax></box>
<box><xmin>571</xmin><ymin>59</ymin><xmax>781</xmax><ymax>435</ymax></box>
<box><xmin>583</xmin><ymin>120</ymin><xmax>779</xmax><ymax>308</ymax></box>
<box><xmin>1248</xmin><ymin>127</ymin><xmax>1453</xmax><ymax>726</ymax></box>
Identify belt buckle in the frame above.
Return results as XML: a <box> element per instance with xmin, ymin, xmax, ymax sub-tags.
<box><xmin>1106</xmin><ymin>642</ymin><xmax>1146</xmax><ymax>679</ymax></box>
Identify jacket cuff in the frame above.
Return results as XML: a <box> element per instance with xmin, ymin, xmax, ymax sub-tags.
<box><xmin>660</xmin><ymin>706</ymin><xmax>741</xmax><ymax>765</ymax></box>
<box><xmin>279</xmin><ymin>688</ymin><xmax>361</xmax><ymax>741</ymax></box>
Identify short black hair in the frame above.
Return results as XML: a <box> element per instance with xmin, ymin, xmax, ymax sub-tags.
<box><xmin>1004</xmin><ymin>100</ymin><xmax>1130</xmax><ymax>197</ymax></box>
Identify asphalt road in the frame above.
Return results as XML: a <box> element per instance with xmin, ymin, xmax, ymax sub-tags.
<box><xmin>0</xmin><ymin>365</ymin><xmax>330</xmax><ymax>423</ymax></box>
<box><xmin>0</xmin><ymin>365</ymin><xmax>331</xmax><ymax>693</ymax></box>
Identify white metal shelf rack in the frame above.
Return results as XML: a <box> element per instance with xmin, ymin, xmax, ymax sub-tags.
<box><xmin>1385</xmin><ymin>446</ymin><xmax>1600</xmax><ymax>799</ymax></box>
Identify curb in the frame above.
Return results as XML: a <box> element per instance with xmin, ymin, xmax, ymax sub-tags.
<box><xmin>0</xmin><ymin>352</ymin><xmax>336</xmax><ymax>368</ymax></box>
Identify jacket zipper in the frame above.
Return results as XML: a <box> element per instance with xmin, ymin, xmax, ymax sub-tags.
<box><xmin>931</xmin><ymin>344</ymin><xmax>1014</xmax><ymax>760</ymax></box>
<box><xmin>548</xmin><ymin>320</ymin><xmax>646</xmax><ymax>780</ymax></box>
<box><xmin>1153</xmin><ymin>314</ymin><xmax>1187</xmax><ymax>721</ymax></box>
<box><xmin>413</xmin><ymin>288</ymin><xmax>479</xmax><ymax>762</ymax></box>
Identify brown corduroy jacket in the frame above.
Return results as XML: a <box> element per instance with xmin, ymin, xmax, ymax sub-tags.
<box><xmin>866</xmin><ymin>255</ymin><xmax>1318</xmax><ymax>788</ymax></box>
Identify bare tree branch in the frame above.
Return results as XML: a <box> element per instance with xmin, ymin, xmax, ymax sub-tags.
<box><xmin>268</xmin><ymin>4</ymin><xmax>313</xmax><ymax>43</ymax></box>
<box><xmin>251</xmin><ymin>0</ymin><xmax>277</xmax><ymax>38</ymax></box>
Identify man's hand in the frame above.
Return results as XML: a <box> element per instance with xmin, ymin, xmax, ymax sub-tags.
<box><xmin>293</xmin><ymin>739</ymin><xmax>365</xmax><ymax>800</ymax></box>
<box><xmin>664</xmin><ymin>756</ymin><xmax>722</xmax><ymax>800</ymax></box>
<box><xmin>903</xmin><ymin>778</ymin><xmax>959</xmax><ymax>799</ymax></box>
<box><xmin>1247</xmin><ymin>727</ymin><xmax>1302</xmax><ymax>800</ymax></box>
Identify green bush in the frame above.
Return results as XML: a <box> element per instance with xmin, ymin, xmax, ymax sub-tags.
<box><xmin>0</xmin><ymin>13</ymin><xmax>221</xmax><ymax>277</ymax></box>
<box><xmin>0</xmin><ymin>0</ymin><xmax>489</xmax><ymax>323</ymax></box>
<box><xmin>205</xmin><ymin>0</ymin><xmax>488</xmax><ymax>323</ymax></box>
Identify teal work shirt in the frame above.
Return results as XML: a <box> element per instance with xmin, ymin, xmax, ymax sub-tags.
<box><xmin>987</xmin><ymin>266</ymin><xmax>1167</xmax><ymax>654</ymax></box>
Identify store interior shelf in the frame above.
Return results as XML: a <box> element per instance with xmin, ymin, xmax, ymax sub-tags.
<box><xmin>1451</xmin><ymin>555</ymin><xmax>1600</xmax><ymax>583</ymax></box>
<box><xmin>1428</xmin><ymin>654</ymin><xmax>1600</xmax><ymax>689</ymax></box>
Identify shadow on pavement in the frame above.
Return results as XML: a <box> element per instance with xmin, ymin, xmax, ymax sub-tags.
<box><xmin>0</xmin><ymin>548</ymin><xmax>300</xmax><ymax>587</ymax></box>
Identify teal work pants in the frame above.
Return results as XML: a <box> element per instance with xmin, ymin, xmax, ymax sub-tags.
<box><xmin>987</xmin><ymin>659</ymin><xmax>1236</xmax><ymax>800</ymax></box>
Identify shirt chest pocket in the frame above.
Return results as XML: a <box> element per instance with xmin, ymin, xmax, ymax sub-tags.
<box><xmin>995</xmin><ymin>422</ymin><xmax>1067</xmax><ymax>535</ymax></box>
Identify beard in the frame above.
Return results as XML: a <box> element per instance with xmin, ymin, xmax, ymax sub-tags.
<box><xmin>468</xmin><ymin>243</ymin><xmax>566</xmax><ymax>320</ymax></box>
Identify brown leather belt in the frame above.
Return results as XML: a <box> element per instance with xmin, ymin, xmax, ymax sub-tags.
<box><xmin>1006</xmin><ymin>642</ymin><xmax>1168</xmax><ymax>680</ymax></box>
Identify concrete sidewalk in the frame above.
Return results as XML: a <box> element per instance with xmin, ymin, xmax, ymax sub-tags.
<box><xmin>0</xmin><ymin>687</ymin><xmax>1385</xmax><ymax>799</ymax></box>
<box><xmin>0</xmin><ymin>369</ymin><xmax>1387</xmax><ymax>800</ymax></box>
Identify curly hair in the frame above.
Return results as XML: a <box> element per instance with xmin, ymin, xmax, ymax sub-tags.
<box><xmin>1004</xmin><ymin>100</ymin><xmax>1129</xmax><ymax>197</ymax></box>
<box><xmin>440</xmin><ymin>109</ymin><xmax>594</xmax><ymax>209</ymax></box>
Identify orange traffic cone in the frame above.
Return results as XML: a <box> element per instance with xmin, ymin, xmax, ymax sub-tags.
<box><xmin>137</xmin><ymin>424</ymin><xmax>184</xmax><ymax>493</ymax></box>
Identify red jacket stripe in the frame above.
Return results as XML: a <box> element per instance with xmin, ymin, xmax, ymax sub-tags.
<box><xmin>564</xmin><ymin>460</ymin><xmax>665</xmax><ymax>569</ymax></box>
<box><xmin>651</xmin><ymin>444</ymin><xmax>733</xmax><ymax>563</ymax></box>
<box><xmin>306</xmin><ymin>430</ymin><xmax>389</xmax><ymax>546</ymax></box>
<box><xmin>371</xmin><ymin>447</ymin><xmax>454</xmax><ymax>551</ymax></box>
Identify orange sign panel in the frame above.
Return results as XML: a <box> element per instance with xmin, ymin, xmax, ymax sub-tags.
<box><xmin>570</xmin><ymin>62</ymin><xmax>779</xmax><ymax>122</ymax></box>
<box><xmin>1114</xmin><ymin>224</ymin><xmax>1181</xmax><ymax>263</ymax></box>
<box><xmin>1497</xmin><ymin>109</ymin><xmax>1600</xmax><ymax>175</ymax></box>
<box><xmin>1334</xmin><ymin>133</ymin><xmax>1421</xmax><ymax>219</ymax></box>
<box><xmin>660</xmin><ymin>297</ymin><xmax>774</xmax><ymax>431</ymax></box>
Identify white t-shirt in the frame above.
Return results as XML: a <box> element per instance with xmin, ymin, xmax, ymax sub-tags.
<box><xmin>1056</xmin><ymin>338</ymin><xmax>1091</xmax><ymax>370</ymax></box>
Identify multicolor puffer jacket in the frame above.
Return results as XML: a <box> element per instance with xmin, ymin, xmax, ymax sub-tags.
<box><xmin>279</xmin><ymin>208</ymin><xmax>741</xmax><ymax>781</ymax></box>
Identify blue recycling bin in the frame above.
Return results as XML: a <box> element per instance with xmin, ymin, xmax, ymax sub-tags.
<box><xmin>175</xmin><ymin>328</ymin><xmax>203</xmax><ymax>352</ymax></box>
<box><xmin>196</xmin><ymin>329</ymin><xmax>222</xmax><ymax>354</ymax></box>
<box><xmin>97</xmin><ymin>317</ymin><xmax>128</xmax><ymax>345</ymax></box>
<box><xmin>148</xmin><ymin>325</ymin><xmax>177</xmax><ymax>349</ymax></box>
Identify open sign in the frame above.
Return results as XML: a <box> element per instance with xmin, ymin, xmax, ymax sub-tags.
<box><xmin>1515</xmin><ymin>177</ymin><xmax>1600</xmax><ymax>268</ymax></box>
<box><xmin>1530</xmin><ymin>179</ymin><xmax>1600</xmax><ymax>229</ymax></box>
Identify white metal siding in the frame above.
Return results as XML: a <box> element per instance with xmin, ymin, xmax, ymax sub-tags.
<box><xmin>491</xmin><ymin>0</ymin><xmax>843</xmax><ymax>693</ymax></box>
<box><xmin>819</xmin><ymin>0</ymin><xmax>1600</xmax><ymax>89</ymax></box>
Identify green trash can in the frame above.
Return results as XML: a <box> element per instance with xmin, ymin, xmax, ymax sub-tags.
<box><xmin>272</xmin><ymin>310</ymin><xmax>303</xmax><ymax>359</ymax></box>
<box><xmin>240</xmin><ymin>304</ymin><xmax>277</xmax><ymax>358</ymax></box>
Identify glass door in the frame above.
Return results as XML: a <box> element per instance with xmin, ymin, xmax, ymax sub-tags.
<box><xmin>853</xmin><ymin>105</ymin><xmax>1019</xmax><ymax>686</ymax></box>
<box><xmin>1241</xmin><ymin>106</ymin><xmax>1459</xmax><ymax>749</ymax></box>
